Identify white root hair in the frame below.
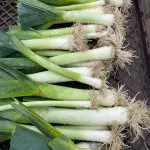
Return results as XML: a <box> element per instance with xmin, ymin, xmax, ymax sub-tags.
<box><xmin>70</xmin><ymin>23</ymin><xmax>88</xmax><ymax>51</ymax></box>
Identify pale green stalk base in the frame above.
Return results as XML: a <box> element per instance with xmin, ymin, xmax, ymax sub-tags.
<box><xmin>25</xmin><ymin>87</ymin><xmax>118</xmax><ymax>107</ymax></box>
<box><xmin>49</xmin><ymin>46</ymin><xmax>114</xmax><ymax>65</ymax></box>
<box><xmin>36</xmin><ymin>50</ymin><xmax>70</xmax><ymax>56</ymax></box>
<box><xmin>68</xmin><ymin>61</ymin><xmax>97</xmax><ymax>67</ymax></box>
<box><xmin>55</xmin><ymin>1</ymin><xmax>105</xmax><ymax>10</ymax></box>
<box><xmin>33</xmin><ymin>107</ymin><xmax>128</xmax><ymax>125</ymax></box>
<box><xmin>0</xmin><ymin>101</ymin><xmax>92</xmax><ymax>111</ymax></box>
<box><xmin>36</xmin><ymin>82</ymin><xmax>92</xmax><ymax>100</ymax></box>
<box><xmin>22</xmin><ymin>36</ymin><xmax>70</xmax><ymax>50</ymax></box>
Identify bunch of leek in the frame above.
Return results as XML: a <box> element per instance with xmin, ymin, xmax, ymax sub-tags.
<box><xmin>1</xmin><ymin>0</ymin><xmax>149</xmax><ymax>150</ymax></box>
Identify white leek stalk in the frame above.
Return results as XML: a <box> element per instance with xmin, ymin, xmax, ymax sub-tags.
<box><xmin>58</xmin><ymin>128</ymin><xmax>112</xmax><ymax>143</ymax></box>
<box><xmin>75</xmin><ymin>7</ymin><xmax>104</xmax><ymax>14</ymax></box>
<box><xmin>8</xmin><ymin>24</ymin><xmax>106</xmax><ymax>39</ymax></box>
<box><xmin>36</xmin><ymin>50</ymin><xmax>70</xmax><ymax>56</ymax></box>
<box><xmin>24</xmin><ymin>125</ymin><xmax>112</xmax><ymax>143</ymax></box>
<box><xmin>62</xmin><ymin>12</ymin><xmax>114</xmax><ymax>26</ymax></box>
<box><xmin>22</xmin><ymin>32</ymin><xmax>110</xmax><ymax>50</ymax></box>
<box><xmin>32</xmin><ymin>107</ymin><xmax>128</xmax><ymax>125</ymax></box>
<box><xmin>27</xmin><ymin>67</ymin><xmax>94</xmax><ymax>83</ymax></box>
<box><xmin>49</xmin><ymin>46</ymin><xmax>114</xmax><ymax>65</ymax></box>
<box><xmin>77</xmin><ymin>142</ymin><xmax>99</xmax><ymax>149</ymax></box>
<box><xmin>24</xmin><ymin>88</ymin><xmax>118</xmax><ymax>107</ymax></box>
<box><xmin>68</xmin><ymin>61</ymin><xmax>97</xmax><ymax>67</ymax></box>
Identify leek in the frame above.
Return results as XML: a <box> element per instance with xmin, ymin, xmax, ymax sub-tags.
<box><xmin>17</xmin><ymin>0</ymin><xmax>114</xmax><ymax>29</ymax></box>
<box><xmin>10</xmin><ymin>35</ymin><xmax>104</xmax><ymax>88</ymax></box>
<box><xmin>40</xmin><ymin>0</ymin><xmax>124</xmax><ymax>7</ymax></box>
<box><xmin>0</xmin><ymin>119</ymin><xmax>110</xmax><ymax>143</ymax></box>
<box><xmin>21</xmin><ymin>34</ymin><xmax>109</xmax><ymax>50</ymax></box>
<box><xmin>47</xmin><ymin>46</ymin><xmax>114</xmax><ymax>65</ymax></box>
<box><xmin>8</xmin><ymin>24</ymin><xmax>106</xmax><ymax>40</ymax></box>
<box><xmin>27</xmin><ymin>67</ymin><xmax>97</xmax><ymax>83</ymax></box>
<box><xmin>11</xmin><ymin>100</ymin><xmax>81</xmax><ymax>150</ymax></box>
<box><xmin>36</xmin><ymin>50</ymin><xmax>70</xmax><ymax>56</ymax></box>
<box><xmin>54</xmin><ymin>2</ymin><xmax>105</xmax><ymax>10</ymax></box>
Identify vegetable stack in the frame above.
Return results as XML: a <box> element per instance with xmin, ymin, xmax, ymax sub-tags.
<box><xmin>0</xmin><ymin>0</ymin><xmax>149</xmax><ymax>150</ymax></box>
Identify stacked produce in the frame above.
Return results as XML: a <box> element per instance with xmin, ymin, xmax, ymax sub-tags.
<box><xmin>0</xmin><ymin>0</ymin><xmax>149</xmax><ymax>150</ymax></box>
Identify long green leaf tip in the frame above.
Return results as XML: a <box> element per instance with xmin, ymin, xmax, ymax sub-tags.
<box><xmin>11</xmin><ymin>99</ymin><xmax>80</xmax><ymax>150</ymax></box>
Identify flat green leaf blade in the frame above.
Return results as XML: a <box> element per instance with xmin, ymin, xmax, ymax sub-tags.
<box><xmin>8</xmin><ymin>26</ymin><xmax>45</xmax><ymax>40</ymax></box>
<box><xmin>11</xmin><ymin>100</ymin><xmax>61</xmax><ymax>138</ymax></box>
<box><xmin>0</xmin><ymin>109</ymin><xmax>28</xmax><ymax>123</ymax></box>
<box><xmin>0</xmin><ymin>31</ymin><xmax>16</xmax><ymax>57</ymax></box>
<box><xmin>0</xmin><ymin>62</ymin><xmax>39</xmax><ymax>99</ymax></box>
<box><xmin>18</xmin><ymin>0</ymin><xmax>61</xmax><ymax>29</ymax></box>
<box><xmin>0</xmin><ymin>58</ymin><xmax>43</xmax><ymax>73</ymax></box>
<box><xmin>0</xmin><ymin>119</ymin><xmax>18</xmax><ymax>133</ymax></box>
<box><xmin>10</xmin><ymin>126</ymin><xmax>51</xmax><ymax>150</ymax></box>
<box><xmin>0</xmin><ymin>80</ymin><xmax>38</xmax><ymax>99</ymax></box>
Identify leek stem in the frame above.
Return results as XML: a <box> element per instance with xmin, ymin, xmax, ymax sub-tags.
<box><xmin>0</xmin><ymin>101</ymin><xmax>92</xmax><ymax>111</ymax></box>
<box><xmin>62</xmin><ymin>12</ymin><xmax>114</xmax><ymax>26</ymax></box>
<box><xmin>49</xmin><ymin>46</ymin><xmax>114</xmax><ymax>65</ymax></box>
<box><xmin>55</xmin><ymin>1</ymin><xmax>105</xmax><ymax>10</ymax></box>
<box><xmin>27</xmin><ymin>67</ymin><xmax>94</xmax><ymax>83</ymax></box>
<box><xmin>8</xmin><ymin>24</ymin><xmax>100</xmax><ymax>39</ymax></box>
<box><xmin>32</xmin><ymin>107</ymin><xmax>128</xmax><ymax>125</ymax></box>
<box><xmin>10</xmin><ymin>36</ymin><xmax>103</xmax><ymax>88</ymax></box>
<box><xmin>36</xmin><ymin>50</ymin><xmax>70</xmax><ymax>56</ymax></box>
<box><xmin>21</xmin><ymin>32</ymin><xmax>109</xmax><ymax>50</ymax></box>
<box><xmin>68</xmin><ymin>61</ymin><xmax>97</xmax><ymax>67</ymax></box>
<box><xmin>0</xmin><ymin>119</ymin><xmax>111</xmax><ymax>143</ymax></box>
<box><xmin>27</xmin><ymin>85</ymin><xmax>118</xmax><ymax>107</ymax></box>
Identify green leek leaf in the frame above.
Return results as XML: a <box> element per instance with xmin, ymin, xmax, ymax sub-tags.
<box><xmin>10</xmin><ymin>126</ymin><xmax>51</xmax><ymax>150</ymax></box>
<box><xmin>18</xmin><ymin>0</ymin><xmax>61</xmax><ymax>29</ymax></box>
<box><xmin>0</xmin><ymin>62</ymin><xmax>39</xmax><ymax>99</ymax></box>
<box><xmin>0</xmin><ymin>31</ymin><xmax>16</xmax><ymax>57</ymax></box>
<box><xmin>0</xmin><ymin>58</ymin><xmax>43</xmax><ymax>73</ymax></box>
